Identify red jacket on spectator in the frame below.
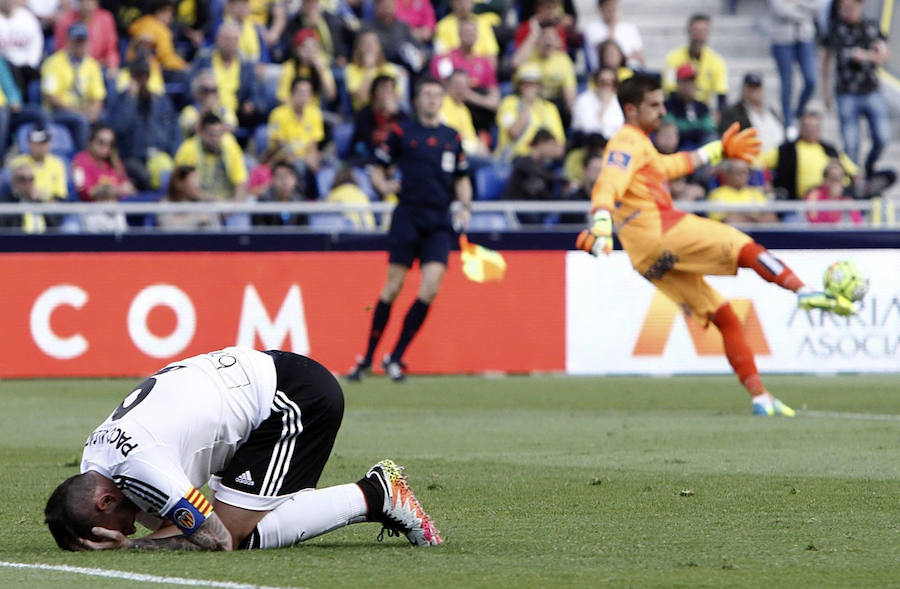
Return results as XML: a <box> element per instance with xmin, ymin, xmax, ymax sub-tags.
<box><xmin>71</xmin><ymin>151</ymin><xmax>131</xmax><ymax>202</ymax></box>
<box><xmin>54</xmin><ymin>7</ymin><xmax>120</xmax><ymax>69</ymax></box>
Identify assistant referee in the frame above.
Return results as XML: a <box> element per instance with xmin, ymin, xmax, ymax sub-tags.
<box><xmin>348</xmin><ymin>76</ymin><xmax>473</xmax><ymax>382</ymax></box>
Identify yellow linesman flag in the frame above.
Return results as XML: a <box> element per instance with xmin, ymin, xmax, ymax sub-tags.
<box><xmin>459</xmin><ymin>234</ymin><xmax>507</xmax><ymax>282</ymax></box>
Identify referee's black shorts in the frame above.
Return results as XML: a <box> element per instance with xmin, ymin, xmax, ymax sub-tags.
<box><xmin>388</xmin><ymin>204</ymin><xmax>453</xmax><ymax>267</ymax></box>
<box><xmin>215</xmin><ymin>351</ymin><xmax>344</xmax><ymax>504</ymax></box>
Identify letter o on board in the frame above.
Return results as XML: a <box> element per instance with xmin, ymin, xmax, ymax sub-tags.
<box><xmin>127</xmin><ymin>285</ymin><xmax>196</xmax><ymax>358</ymax></box>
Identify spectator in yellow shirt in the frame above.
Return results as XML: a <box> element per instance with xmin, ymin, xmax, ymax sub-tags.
<box><xmin>174</xmin><ymin>111</ymin><xmax>248</xmax><ymax>201</ymax></box>
<box><xmin>266</xmin><ymin>76</ymin><xmax>324</xmax><ymax>177</ymax></box>
<box><xmin>434</xmin><ymin>0</ymin><xmax>499</xmax><ymax>59</ymax></box>
<box><xmin>128</xmin><ymin>0</ymin><xmax>189</xmax><ymax>72</ymax></box>
<box><xmin>224</xmin><ymin>0</ymin><xmax>262</xmax><ymax>63</ymax></box>
<box><xmin>344</xmin><ymin>31</ymin><xmax>404</xmax><ymax>111</ymax></box>
<box><xmin>9</xmin><ymin>127</ymin><xmax>69</xmax><ymax>202</ymax></box>
<box><xmin>40</xmin><ymin>23</ymin><xmax>105</xmax><ymax>149</ymax></box>
<box><xmin>495</xmin><ymin>65</ymin><xmax>565</xmax><ymax>159</ymax></box>
<box><xmin>662</xmin><ymin>13</ymin><xmax>728</xmax><ymax>112</ymax></box>
<box><xmin>276</xmin><ymin>28</ymin><xmax>336</xmax><ymax>105</ymax></box>
<box><xmin>513</xmin><ymin>22</ymin><xmax>576</xmax><ymax>125</ymax></box>
<box><xmin>707</xmin><ymin>159</ymin><xmax>777</xmax><ymax>224</ymax></box>
<box><xmin>249</xmin><ymin>0</ymin><xmax>287</xmax><ymax>49</ymax></box>
<box><xmin>439</xmin><ymin>69</ymin><xmax>486</xmax><ymax>156</ymax></box>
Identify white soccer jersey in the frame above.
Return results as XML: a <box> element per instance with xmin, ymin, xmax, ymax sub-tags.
<box><xmin>80</xmin><ymin>347</ymin><xmax>277</xmax><ymax>532</ymax></box>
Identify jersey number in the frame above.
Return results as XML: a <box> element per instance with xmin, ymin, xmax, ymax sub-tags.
<box><xmin>111</xmin><ymin>365</ymin><xmax>185</xmax><ymax>420</ymax></box>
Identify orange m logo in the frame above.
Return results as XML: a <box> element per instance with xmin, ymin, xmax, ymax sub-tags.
<box><xmin>633</xmin><ymin>291</ymin><xmax>770</xmax><ymax>356</ymax></box>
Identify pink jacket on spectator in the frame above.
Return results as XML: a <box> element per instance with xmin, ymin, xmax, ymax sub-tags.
<box><xmin>71</xmin><ymin>151</ymin><xmax>129</xmax><ymax>202</ymax></box>
<box><xmin>804</xmin><ymin>186</ymin><xmax>863</xmax><ymax>224</ymax></box>
<box><xmin>53</xmin><ymin>8</ymin><xmax>120</xmax><ymax>69</ymax></box>
<box><xmin>430</xmin><ymin>49</ymin><xmax>498</xmax><ymax>88</ymax></box>
<box><xmin>395</xmin><ymin>0</ymin><xmax>436</xmax><ymax>32</ymax></box>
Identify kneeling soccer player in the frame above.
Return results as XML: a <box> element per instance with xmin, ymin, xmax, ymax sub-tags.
<box><xmin>577</xmin><ymin>74</ymin><xmax>857</xmax><ymax>416</ymax></box>
<box><xmin>45</xmin><ymin>347</ymin><xmax>441</xmax><ymax>550</ymax></box>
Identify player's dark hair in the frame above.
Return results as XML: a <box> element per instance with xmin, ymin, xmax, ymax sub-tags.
<box><xmin>688</xmin><ymin>13</ymin><xmax>710</xmax><ymax>26</ymax></box>
<box><xmin>617</xmin><ymin>73</ymin><xmax>661</xmax><ymax>109</ymax></box>
<box><xmin>199</xmin><ymin>111</ymin><xmax>224</xmax><ymax>129</ymax></box>
<box><xmin>370</xmin><ymin>74</ymin><xmax>396</xmax><ymax>100</ymax></box>
<box><xmin>44</xmin><ymin>473</ymin><xmax>98</xmax><ymax>551</ymax></box>
<box><xmin>290</xmin><ymin>75</ymin><xmax>313</xmax><ymax>93</ymax></box>
<box><xmin>414</xmin><ymin>75</ymin><xmax>443</xmax><ymax>98</ymax></box>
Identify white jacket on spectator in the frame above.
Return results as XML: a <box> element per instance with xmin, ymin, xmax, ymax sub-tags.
<box><xmin>0</xmin><ymin>6</ymin><xmax>43</xmax><ymax>68</ymax></box>
<box><xmin>571</xmin><ymin>88</ymin><xmax>624</xmax><ymax>140</ymax></box>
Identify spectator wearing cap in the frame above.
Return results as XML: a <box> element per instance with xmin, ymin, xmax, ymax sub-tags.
<box><xmin>192</xmin><ymin>22</ymin><xmax>264</xmax><ymax>130</ymax></box>
<box><xmin>707</xmin><ymin>159</ymin><xmax>778</xmax><ymax>224</ymax></box>
<box><xmin>663</xmin><ymin>63</ymin><xmax>716</xmax><ymax>152</ymax></box>
<box><xmin>495</xmin><ymin>64</ymin><xmax>564</xmax><ymax>159</ymax></box>
<box><xmin>0</xmin><ymin>53</ymin><xmax>47</xmax><ymax>152</ymax></box>
<box><xmin>0</xmin><ymin>160</ymin><xmax>60</xmax><ymax>233</ymax></box>
<box><xmin>768</xmin><ymin>0</ymin><xmax>818</xmax><ymax>135</ymax></box>
<box><xmin>54</xmin><ymin>0</ymin><xmax>120</xmax><ymax>75</ymax></box>
<box><xmin>277</xmin><ymin>28</ymin><xmax>336</xmax><ymax>105</ymax></box>
<box><xmin>264</xmin><ymin>76</ymin><xmax>323</xmax><ymax>192</ymax></box>
<box><xmin>40</xmin><ymin>22</ymin><xmax>106</xmax><ymax>150</ymax></box>
<box><xmin>663</xmin><ymin>13</ymin><xmax>728</xmax><ymax>112</ymax></box>
<box><xmin>224</xmin><ymin>0</ymin><xmax>263</xmax><ymax>63</ymax></box>
<box><xmin>174</xmin><ymin>112</ymin><xmax>247</xmax><ymax>202</ymax></box>
<box><xmin>71</xmin><ymin>124</ymin><xmax>136</xmax><ymax>203</ymax></box>
<box><xmin>8</xmin><ymin>127</ymin><xmax>68</xmax><ymax>202</ymax></box>
<box><xmin>434</xmin><ymin>0</ymin><xmax>500</xmax><ymax>59</ymax></box>
<box><xmin>718</xmin><ymin>73</ymin><xmax>784</xmax><ymax>153</ymax></box>
<box><xmin>350</xmin><ymin>74</ymin><xmax>407</xmax><ymax>164</ymax></box>
<box><xmin>395</xmin><ymin>0</ymin><xmax>436</xmax><ymax>44</ymax></box>
<box><xmin>439</xmin><ymin>70</ymin><xmax>486</xmax><ymax>156</ymax></box>
<box><xmin>127</xmin><ymin>0</ymin><xmax>188</xmax><ymax>72</ymax></box>
<box><xmin>178</xmin><ymin>69</ymin><xmax>238</xmax><ymax>138</ymax></box>
<box><xmin>571</xmin><ymin>67</ymin><xmax>623</xmax><ymax>140</ymax></box>
<box><xmin>583</xmin><ymin>0</ymin><xmax>644</xmax><ymax>70</ymax></box>
<box><xmin>512</xmin><ymin>21</ymin><xmax>577</xmax><ymax>126</ymax></box>
<box><xmin>111</xmin><ymin>59</ymin><xmax>179</xmax><ymax>190</ymax></box>
<box><xmin>282</xmin><ymin>0</ymin><xmax>349</xmax><ymax>66</ymax></box>
<box><xmin>429</xmin><ymin>18</ymin><xmax>499</xmax><ymax>131</ymax></box>
<box><xmin>345</xmin><ymin>31</ymin><xmax>404</xmax><ymax>111</ymax></box>
<box><xmin>0</xmin><ymin>0</ymin><xmax>44</xmax><ymax>92</ymax></box>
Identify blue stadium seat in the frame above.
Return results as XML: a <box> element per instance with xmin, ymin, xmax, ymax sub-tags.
<box><xmin>316</xmin><ymin>165</ymin><xmax>337</xmax><ymax>197</ymax></box>
<box><xmin>253</xmin><ymin>124</ymin><xmax>269</xmax><ymax>159</ymax></box>
<box><xmin>474</xmin><ymin>163</ymin><xmax>510</xmax><ymax>201</ymax></box>
<box><xmin>309</xmin><ymin>213</ymin><xmax>356</xmax><ymax>230</ymax></box>
<box><xmin>333</xmin><ymin>122</ymin><xmax>354</xmax><ymax>159</ymax></box>
<box><xmin>469</xmin><ymin>212</ymin><xmax>510</xmax><ymax>231</ymax></box>
<box><xmin>16</xmin><ymin>122</ymin><xmax>76</xmax><ymax>160</ymax></box>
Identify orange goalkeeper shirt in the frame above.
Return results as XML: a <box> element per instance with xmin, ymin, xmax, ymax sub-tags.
<box><xmin>590</xmin><ymin>124</ymin><xmax>695</xmax><ymax>267</ymax></box>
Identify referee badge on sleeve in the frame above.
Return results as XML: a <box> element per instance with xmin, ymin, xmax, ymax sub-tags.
<box><xmin>441</xmin><ymin>151</ymin><xmax>455</xmax><ymax>173</ymax></box>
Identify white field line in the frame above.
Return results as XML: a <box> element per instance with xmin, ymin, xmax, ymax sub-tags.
<box><xmin>800</xmin><ymin>410</ymin><xmax>900</xmax><ymax>422</ymax></box>
<box><xmin>0</xmin><ymin>561</ymin><xmax>305</xmax><ymax>589</ymax></box>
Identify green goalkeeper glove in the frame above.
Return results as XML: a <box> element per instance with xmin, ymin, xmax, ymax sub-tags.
<box><xmin>576</xmin><ymin>209</ymin><xmax>613</xmax><ymax>256</ymax></box>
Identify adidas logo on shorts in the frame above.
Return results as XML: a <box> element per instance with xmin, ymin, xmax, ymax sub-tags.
<box><xmin>235</xmin><ymin>470</ymin><xmax>255</xmax><ymax>487</ymax></box>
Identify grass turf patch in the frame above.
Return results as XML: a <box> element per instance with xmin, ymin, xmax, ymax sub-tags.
<box><xmin>1</xmin><ymin>374</ymin><xmax>898</xmax><ymax>588</ymax></box>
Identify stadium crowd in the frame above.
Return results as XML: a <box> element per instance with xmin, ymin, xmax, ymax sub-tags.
<box><xmin>0</xmin><ymin>0</ymin><xmax>893</xmax><ymax>233</ymax></box>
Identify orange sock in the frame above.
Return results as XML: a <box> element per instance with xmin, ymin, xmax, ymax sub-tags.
<box><xmin>738</xmin><ymin>242</ymin><xmax>804</xmax><ymax>292</ymax></box>
<box><xmin>712</xmin><ymin>303</ymin><xmax>766</xmax><ymax>396</ymax></box>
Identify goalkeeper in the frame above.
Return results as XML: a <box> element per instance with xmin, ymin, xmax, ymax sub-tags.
<box><xmin>576</xmin><ymin>74</ymin><xmax>855</xmax><ymax>416</ymax></box>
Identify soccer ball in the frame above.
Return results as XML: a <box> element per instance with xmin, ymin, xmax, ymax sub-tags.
<box><xmin>824</xmin><ymin>260</ymin><xmax>868</xmax><ymax>302</ymax></box>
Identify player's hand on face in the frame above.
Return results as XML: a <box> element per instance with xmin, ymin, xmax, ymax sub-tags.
<box><xmin>80</xmin><ymin>526</ymin><xmax>133</xmax><ymax>550</ymax></box>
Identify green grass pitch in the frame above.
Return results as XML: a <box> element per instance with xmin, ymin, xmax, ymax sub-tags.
<box><xmin>1</xmin><ymin>374</ymin><xmax>899</xmax><ymax>588</ymax></box>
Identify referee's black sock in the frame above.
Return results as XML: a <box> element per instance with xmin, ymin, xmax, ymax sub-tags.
<box><xmin>363</xmin><ymin>299</ymin><xmax>392</xmax><ymax>365</ymax></box>
<box><xmin>390</xmin><ymin>299</ymin><xmax>430</xmax><ymax>362</ymax></box>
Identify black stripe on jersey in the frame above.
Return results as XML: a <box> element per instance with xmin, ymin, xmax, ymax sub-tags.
<box><xmin>113</xmin><ymin>475</ymin><xmax>169</xmax><ymax>513</ymax></box>
<box><xmin>260</xmin><ymin>390</ymin><xmax>303</xmax><ymax>496</ymax></box>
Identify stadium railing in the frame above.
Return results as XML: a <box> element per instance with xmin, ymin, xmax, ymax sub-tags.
<box><xmin>0</xmin><ymin>198</ymin><xmax>895</xmax><ymax>234</ymax></box>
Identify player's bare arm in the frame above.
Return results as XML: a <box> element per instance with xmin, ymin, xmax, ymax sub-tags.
<box><xmin>82</xmin><ymin>512</ymin><xmax>233</xmax><ymax>551</ymax></box>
